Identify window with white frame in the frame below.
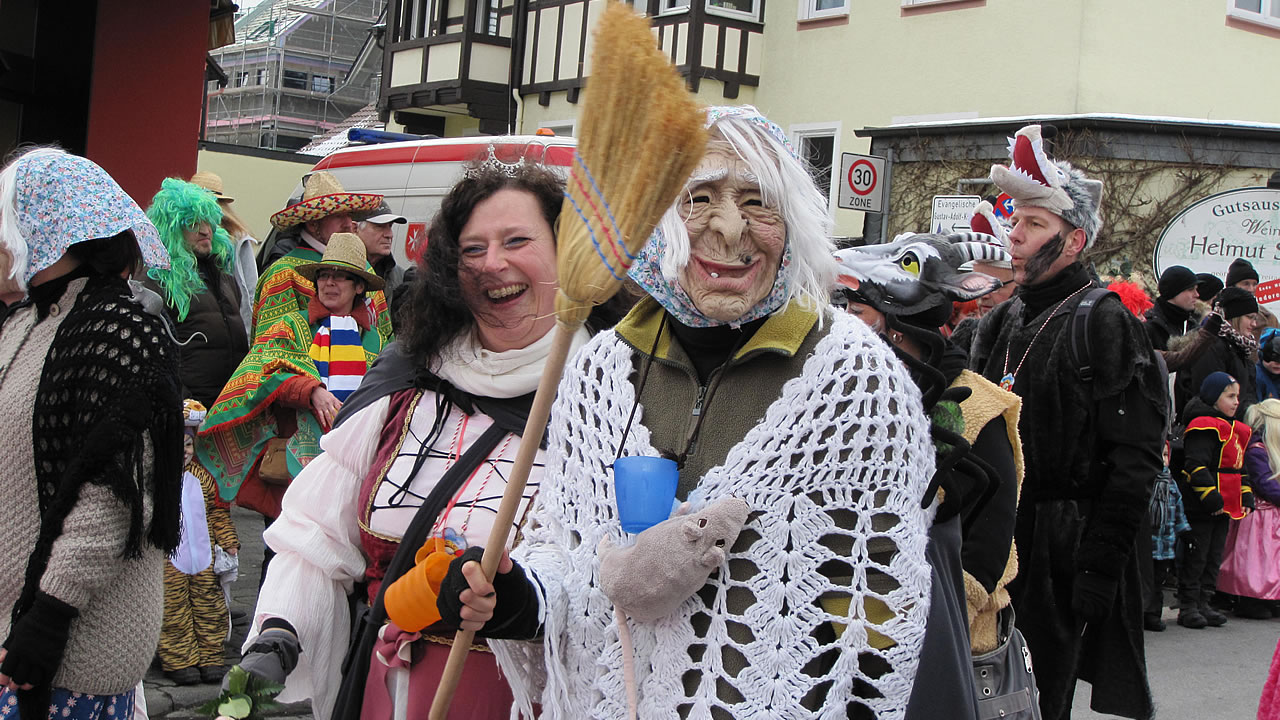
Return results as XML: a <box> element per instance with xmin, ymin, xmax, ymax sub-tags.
<box><xmin>1228</xmin><ymin>0</ymin><xmax>1280</xmax><ymax>29</ymax></box>
<box><xmin>398</xmin><ymin>0</ymin><xmax>432</xmax><ymax>40</ymax></box>
<box><xmin>475</xmin><ymin>0</ymin><xmax>500</xmax><ymax>35</ymax></box>
<box><xmin>708</xmin><ymin>0</ymin><xmax>761</xmax><ymax>20</ymax></box>
<box><xmin>792</xmin><ymin>123</ymin><xmax>841</xmax><ymax>210</ymax></box>
<box><xmin>659</xmin><ymin>0</ymin><xmax>689</xmax><ymax>14</ymax></box>
<box><xmin>799</xmin><ymin>0</ymin><xmax>847</xmax><ymax>20</ymax></box>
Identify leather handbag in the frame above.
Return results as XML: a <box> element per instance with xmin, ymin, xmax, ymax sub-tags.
<box><xmin>971</xmin><ymin>606</ymin><xmax>1042</xmax><ymax>720</ymax></box>
<box><xmin>259</xmin><ymin>436</ymin><xmax>293</xmax><ymax>486</ymax></box>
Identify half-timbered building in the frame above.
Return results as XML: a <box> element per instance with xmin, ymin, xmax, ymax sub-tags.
<box><xmin>380</xmin><ymin>0</ymin><xmax>764</xmax><ymax>136</ymax></box>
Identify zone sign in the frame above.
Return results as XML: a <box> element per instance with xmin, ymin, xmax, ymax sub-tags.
<box><xmin>838</xmin><ymin>153</ymin><xmax>887</xmax><ymax>212</ymax></box>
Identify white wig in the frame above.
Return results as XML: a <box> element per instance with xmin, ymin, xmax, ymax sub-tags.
<box><xmin>0</xmin><ymin>147</ymin><xmax>51</xmax><ymax>291</ymax></box>
<box><xmin>653</xmin><ymin>108</ymin><xmax>838</xmax><ymax>313</ymax></box>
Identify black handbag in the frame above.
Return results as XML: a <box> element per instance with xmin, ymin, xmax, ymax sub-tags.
<box><xmin>971</xmin><ymin>606</ymin><xmax>1042</xmax><ymax>720</ymax></box>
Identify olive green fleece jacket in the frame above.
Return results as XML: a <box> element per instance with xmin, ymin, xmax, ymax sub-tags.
<box><xmin>615</xmin><ymin>296</ymin><xmax>826</xmax><ymax>499</ymax></box>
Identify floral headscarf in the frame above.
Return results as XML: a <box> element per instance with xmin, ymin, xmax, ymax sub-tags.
<box><xmin>13</xmin><ymin>151</ymin><xmax>168</xmax><ymax>283</ymax></box>
<box><xmin>628</xmin><ymin>105</ymin><xmax>800</xmax><ymax>328</ymax></box>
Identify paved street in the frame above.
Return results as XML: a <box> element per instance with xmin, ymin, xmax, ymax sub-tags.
<box><xmin>1075</xmin><ymin>597</ymin><xmax>1279</xmax><ymax>719</ymax></box>
<box><xmin>144</xmin><ymin>506</ymin><xmax>313</xmax><ymax>719</ymax></box>
<box><xmin>142</xmin><ymin>507</ymin><xmax>1279</xmax><ymax>718</ymax></box>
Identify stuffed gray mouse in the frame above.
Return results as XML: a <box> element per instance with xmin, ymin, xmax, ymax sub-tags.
<box><xmin>599</xmin><ymin>496</ymin><xmax>751</xmax><ymax>622</ymax></box>
<box><xmin>597</xmin><ymin>496</ymin><xmax>751</xmax><ymax>720</ymax></box>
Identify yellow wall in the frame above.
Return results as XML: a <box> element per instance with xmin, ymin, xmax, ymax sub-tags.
<box><xmin>1076</xmin><ymin>0</ymin><xmax>1280</xmax><ymax>121</ymax></box>
<box><xmin>747</xmin><ymin>0</ymin><xmax>1280</xmax><ymax>236</ymax></box>
<box><xmin>196</xmin><ymin>148</ymin><xmax>318</xmax><ymax>242</ymax></box>
<box><xmin>444</xmin><ymin>113</ymin><xmax>484</xmax><ymax>136</ymax></box>
<box><xmin>507</xmin><ymin>0</ymin><xmax>1280</xmax><ymax>237</ymax></box>
<box><xmin>518</xmin><ymin>93</ymin><xmax>582</xmax><ymax>135</ymax></box>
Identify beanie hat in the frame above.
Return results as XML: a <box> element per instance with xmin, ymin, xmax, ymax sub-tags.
<box><xmin>1157</xmin><ymin>265</ymin><xmax>1197</xmax><ymax>300</ymax></box>
<box><xmin>1262</xmin><ymin>334</ymin><xmax>1280</xmax><ymax>364</ymax></box>
<box><xmin>1218</xmin><ymin>286</ymin><xmax>1259</xmax><ymax>320</ymax></box>
<box><xmin>989</xmin><ymin>125</ymin><xmax>1103</xmax><ymax>250</ymax></box>
<box><xmin>1225</xmin><ymin>258</ymin><xmax>1260</xmax><ymax>288</ymax></box>
<box><xmin>1197</xmin><ymin>272</ymin><xmax>1224</xmax><ymax>302</ymax></box>
<box><xmin>1199</xmin><ymin>371</ymin><xmax>1238</xmax><ymax>406</ymax></box>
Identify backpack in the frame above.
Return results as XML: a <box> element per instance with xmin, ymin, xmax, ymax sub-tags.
<box><xmin>1066</xmin><ymin>288</ymin><xmax>1117</xmax><ymax>382</ymax></box>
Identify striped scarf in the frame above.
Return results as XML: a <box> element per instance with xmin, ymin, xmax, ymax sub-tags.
<box><xmin>309</xmin><ymin>315</ymin><xmax>367</xmax><ymax>401</ymax></box>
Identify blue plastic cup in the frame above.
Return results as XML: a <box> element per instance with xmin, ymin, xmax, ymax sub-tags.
<box><xmin>612</xmin><ymin>456</ymin><xmax>679</xmax><ymax>533</ymax></box>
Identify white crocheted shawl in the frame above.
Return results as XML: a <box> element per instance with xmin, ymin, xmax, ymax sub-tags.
<box><xmin>492</xmin><ymin>312</ymin><xmax>937</xmax><ymax>719</ymax></box>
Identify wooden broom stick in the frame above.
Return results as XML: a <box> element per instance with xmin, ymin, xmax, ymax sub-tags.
<box><xmin>429</xmin><ymin>3</ymin><xmax>707</xmax><ymax>718</ymax></box>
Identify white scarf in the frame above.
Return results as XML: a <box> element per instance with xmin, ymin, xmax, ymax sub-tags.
<box><xmin>435</xmin><ymin>325</ymin><xmax>590</xmax><ymax>398</ymax></box>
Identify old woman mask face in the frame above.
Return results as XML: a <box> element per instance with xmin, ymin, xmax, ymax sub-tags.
<box><xmin>677</xmin><ymin>146</ymin><xmax>786</xmax><ymax>323</ymax></box>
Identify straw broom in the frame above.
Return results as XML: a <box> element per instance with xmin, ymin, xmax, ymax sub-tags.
<box><xmin>427</xmin><ymin>3</ymin><xmax>707</xmax><ymax>717</ymax></box>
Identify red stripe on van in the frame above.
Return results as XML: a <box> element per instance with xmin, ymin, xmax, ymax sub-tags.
<box><xmin>313</xmin><ymin>146</ymin><xmax>418</xmax><ymax>169</ymax></box>
<box><xmin>312</xmin><ymin>142</ymin><xmax>576</xmax><ymax>171</ymax></box>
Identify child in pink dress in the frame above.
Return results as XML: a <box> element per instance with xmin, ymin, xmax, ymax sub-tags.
<box><xmin>1221</xmin><ymin>399</ymin><xmax>1280</xmax><ymax>619</ymax></box>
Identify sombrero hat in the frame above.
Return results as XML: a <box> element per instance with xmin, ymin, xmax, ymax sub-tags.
<box><xmin>190</xmin><ymin>171</ymin><xmax>235</xmax><ymax>203</ymax></box>
<box><xmin>294</xmin><ymin>233</ymin><xmax>385</xmax><ymax>291</ymax></box>
<box><xmin>270</xmin><ymin>171</ymin><xmax>383</xmax><ymax>230</ymax></box>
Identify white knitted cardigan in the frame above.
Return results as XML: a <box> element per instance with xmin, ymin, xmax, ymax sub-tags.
<box><xmin>492</xmin><ymin>313</ymin><xmax>937</xmax><ymax>719</ymax></box>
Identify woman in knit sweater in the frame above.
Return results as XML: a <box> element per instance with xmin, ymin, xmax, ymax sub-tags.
<box><xmin>0</xmin><ymin>148</ymin><xmax>182</xmax><ymax>719</ymax></box>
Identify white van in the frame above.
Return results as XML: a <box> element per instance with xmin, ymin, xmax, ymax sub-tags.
<box><xmin>269</xmin><ymin>135</ymin><xmax>577</xmax><ymax>269</ymax></box>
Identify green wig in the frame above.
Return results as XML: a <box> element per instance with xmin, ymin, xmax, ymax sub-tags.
<box><xmin>146</xmin><ymin>178</ymin><xmax>235</xmax><ymax>322</ymax></box>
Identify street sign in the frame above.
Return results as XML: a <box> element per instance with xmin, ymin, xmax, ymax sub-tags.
<box><xmin>838</xmin><ymin>153</ymin><xmax>887</xmax><ymax>212</ymax></box>
<box><xmin>931</xmin><ymin>195</ymin><xmax>981</xmax><ymax>234</ymax></box>
<box><xmin>993</xmin><ymin>192</ymin><xmax>1014</xmax><ymax>219</ymax></box>
<box><xmin>1153</xmin><ymin>187</ymin><xmax>1280</xmax><ymax>308</ymax></box>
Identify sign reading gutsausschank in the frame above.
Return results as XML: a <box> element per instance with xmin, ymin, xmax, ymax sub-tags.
<box><xmin>1154</xmin><ymin>187</ymin><xmax>1280</xmax><ymax>306</ymax></box>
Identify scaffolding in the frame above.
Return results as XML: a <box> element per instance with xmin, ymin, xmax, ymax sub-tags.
<box><xmin>205</xmin><ymin>0</ymin><xmax>386</xmax><ymax>151</ymax></box>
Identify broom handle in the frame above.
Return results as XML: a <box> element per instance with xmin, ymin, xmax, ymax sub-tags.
<box><xmin>429</xmin><ymin>321</ymin><xmax>577</xmax><ymax>720</ymax></box>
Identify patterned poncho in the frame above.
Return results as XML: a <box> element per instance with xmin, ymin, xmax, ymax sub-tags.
<box><xmin>197</xmin><ymin>249</ymin><xmax>392</xmax><ymax>502</ymax></box>
<box><xmin>492</xmin><ymin>313</ymin><xmax>937</xmax><ymax>719</ymax></box>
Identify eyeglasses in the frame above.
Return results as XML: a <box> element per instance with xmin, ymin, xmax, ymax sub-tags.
<box><xmin>315</xmin><ymin>269</ymin><xmax>355</xmax><ymax>283</ymax></box>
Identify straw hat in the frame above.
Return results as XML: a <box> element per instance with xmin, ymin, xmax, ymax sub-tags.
<box><xmin>270</xmin><ymin>171</ymin><xmax>383</xmax><ymax>230</ymax></box>
<box><xmin>294</xmin><ymin>233</ymin><xmax>385</xmax><ymax>291</ymax></box>
<box><xmin>190</xmin><ymin>171</ymin><xmax>234</xmax><ymax>203</ymax></box>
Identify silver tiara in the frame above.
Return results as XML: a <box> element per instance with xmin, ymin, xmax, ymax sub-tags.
<box><xmin>463</xmin><ymin>143</ymin><xmax>542</xmax><ymax>179</ymax></box>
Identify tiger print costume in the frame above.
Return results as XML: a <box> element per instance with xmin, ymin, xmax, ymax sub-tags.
<box><xmin>157</xmin><ymin>463</ymin><xmax>239</xmax><ymax>674</ymax></box>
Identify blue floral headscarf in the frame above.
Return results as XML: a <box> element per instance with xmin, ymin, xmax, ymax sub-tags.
<box><xmin>628</xmin><ymin>105</ymin><xmax>800</xmax><ymax>328</ymax></box>
<box><xmin>13</xmin><ymin>151</ymin><xmax>168</xmax><ymax>283</ymax></box>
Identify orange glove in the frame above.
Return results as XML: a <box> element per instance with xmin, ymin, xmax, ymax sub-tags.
<box><xmin>384</xmin><ymin>537</ymin><xmax>457</xmax><ymax>632</ymax></box>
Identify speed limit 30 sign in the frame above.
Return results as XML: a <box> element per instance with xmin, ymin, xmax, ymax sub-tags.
<box><xmin>838</xmin><ymin>153</ymin><xmax>887</xmax><ymax>212</ymax></box>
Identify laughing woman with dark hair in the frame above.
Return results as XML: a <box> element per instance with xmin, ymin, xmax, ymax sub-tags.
<box><xmin>225</xmin><ymin>157</ymin><xmax>627</xmax><ymax>720</ymax></box>
<box><xmin>0</xmin><ymin>148</ymin><xmax>183</xmax><ymax>720</ymax></box>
